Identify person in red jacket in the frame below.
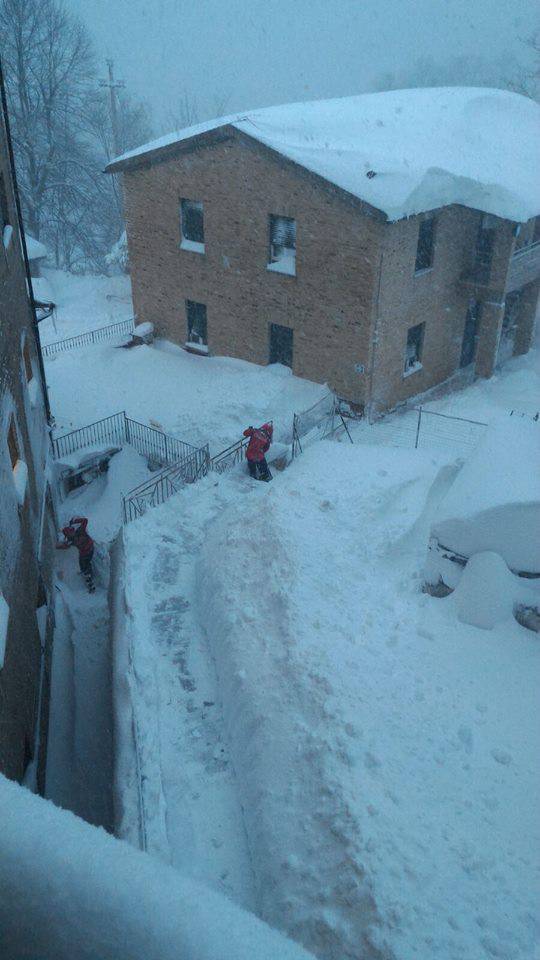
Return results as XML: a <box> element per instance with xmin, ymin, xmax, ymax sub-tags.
<box><xmin>57</xmin><ymin>516</ymin><xmax>95</xmax><ymax>592</ymax></box>
<box><xmin>243</xmin><ymin>422</ymin><xmax>273</xmax><ymax>481</ymax></box>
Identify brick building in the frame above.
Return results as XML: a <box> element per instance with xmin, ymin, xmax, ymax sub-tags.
<box><xmin>107</xmin><ymin>88</ymin><xmax>540</xmax><ymax>415</ymax></box>
<box><xmin>0</xmin><ymin>64</ymin><xmax>56</xmax><ymax>789</ymax></box>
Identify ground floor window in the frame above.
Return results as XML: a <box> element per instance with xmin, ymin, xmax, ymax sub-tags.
<box><xmin>6</xmin><ymin>413</ymin><xmax>28</xmax><ymax>506</ymax></box>
<box><xmin>269</xmin><ymin>322</ymin><xmax>293</xmax><ymax>367</ymax></box>
<box><xmin>185</xmin><ymin>300</ymin><xmax>208</xmax><ymax>346</ymax></box>
<box><xmin>404</xmin><ymin>322</ymin><xmax>425</xmax><ymax>375</ymax></box>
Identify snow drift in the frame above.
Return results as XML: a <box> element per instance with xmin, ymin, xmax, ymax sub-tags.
<box><xmin>0</xmin><ymin>774</ymin><xmax>315</xmax><ymax>960</ymax></box>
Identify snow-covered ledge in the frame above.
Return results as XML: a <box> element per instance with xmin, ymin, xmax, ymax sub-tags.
<box><xmin>184</xmin><ymin>341</ymin><xmax>209</xmax><ymax>355</ymax></box>
<box><xmin>403</xmin><ymin>361</ymin><xmax>423</xmax><ymax>379</ymax></box>
<box><xmin>0</xmin><ymin>774</ymin><xmax>315</xmax><ymax>960</ymax></box>
<box><xmin>0</xmin><ymin>592</ymin><xmax>9</xmax><ymax>669</ymax></box>
<box><xmin>180</xmin><ymin>238</ymin><xmax>205</xmax><ymax>255</ymax></box>
<box><xmin>12</xmin><ymin>460</ymin><xmax>28</xmax><ymax>505</ymax></box>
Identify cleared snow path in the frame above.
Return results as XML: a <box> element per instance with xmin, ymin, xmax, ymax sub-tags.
<box><xmin>46</xmin><ymin>550</ymin><xmax>113</xmax><ymax>830</ymax></box>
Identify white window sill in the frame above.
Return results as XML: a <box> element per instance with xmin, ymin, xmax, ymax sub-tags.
<box><xmin>13</xmin><ymin>459</ymin><xmax>28</xmax><ymax>505</ymax></box>
<box><xmin>403</xmin><ymin>362</ymin><xmax>423</xmax><ymax>379</ymax></box>
<box><xmin>180</xmin><ymin>239</ymin><xmax>205</xmax><ymax>254</ymax></box>
<box><xmin>27</xmin><ymin>377</ymin><xmax>40</xmax><ymax>406</ymax></box>
<box><xmin>414</xmin><ymin>266</ymin><xmax>433</xmax><ymax>277</ymax></box>
<box><xmin>267</xmin><ymin>260</ymin><xmax>296</xmax><ymax>277</ymax></box>
<box><xmin>185</xmin><ymin>341</ymin><xmax>209</xmax><ymax>355</ymax></box>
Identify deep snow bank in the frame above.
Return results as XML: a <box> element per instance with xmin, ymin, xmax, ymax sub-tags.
<box><xmin>197</xmin><ymin>441</ymin><xmax>540</xmax><ymax>960</ymax></box>
<box><xmin>431</xmin><ymin>416</ymin><xmax>540</xmax><ymax>573</ymax></box>
<box><xmin>0</xmin><ymin>775</ymin><xmax>315</xmax><ymax>960</ymax></box>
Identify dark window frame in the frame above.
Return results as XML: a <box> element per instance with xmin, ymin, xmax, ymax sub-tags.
<box><xmin>23</xmin><ymin>336</ymin><xmax>34</xmax><ymax>383</ymax></box>
<box><xmin>404</xmin><ymin>322</ymin><xmax>425</xmax><ymax>374</ymax></box>
<box><xmin>185</xmin><ymin>299</ymin><xmax>208</xmax><ymax>345</ymax></box>
<box><xmin>0</xmin><ymin>172</ymin><xmax>10</xmax><ymax>232</ymax></box>
<box><xmin>7</xmin><ymin>415</ymin><xmax>20</xmax><ymax>470</ymax></box>
<box><xmin>268</xmin><ymin>214</ymin><xmax>296</xmax><ymax>274</ymax></box>
<box><xmin>180</xmin><ymin>198</ymin><xmax>205</xmax><ymax>247</ymax></box>
<box><xmin>414</xmin><ymin>217</ymin><xmax>436</xmax><ymax>273</ymax></box>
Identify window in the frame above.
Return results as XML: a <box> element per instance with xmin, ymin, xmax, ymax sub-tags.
<box><xmin>404</xmin><ymin>322</ymin><xmax>425</xmax><ymax>375</ymax></box>
<box><xmin>0</xmin><ymin>172</ymin><xmax>9</xmax><ymax>231</ymax></box>
<box><xmin>23</xmin><ymin>337</ymin><xmax>33</xmax><ymax>383</ymax></box>
<box><xmin>185</xmin><ymin>299</ymin><xmax>208</xmax><ymax>347</ymax></box>
<box><xmin>268</xmin><ymin>215</ymin><xmax>296</xmax><ymax>275</ymax></box>
<box><xmin>7</xmin><ymin>415</ymin><xmax>19</xmax><ymax>470</ymax></box>
<box><xmin>415</xmin><ymin>217</ymin><xmax>435</xmax><ymax>273</ymax></box>
<box><xmin>180</xmin><ymin>199</ymin><xmax>204</xmax><ymax>252</ymax></box>
<box><xmin>6</xmin><ymin>414</ymin><xmax>27</xmax><ymax>505</ymax></box>
<box><xmin>474</xmin><ymin>215</ymin><xmax>496</xmax><ymax>283</ymax></box>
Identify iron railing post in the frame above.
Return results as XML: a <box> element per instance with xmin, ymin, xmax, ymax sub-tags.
<box><xmin>415</xmin><ymin>407</ymin><xmax>422</xmax><ymax>449</ymax></box>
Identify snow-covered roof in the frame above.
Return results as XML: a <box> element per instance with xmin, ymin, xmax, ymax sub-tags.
<box><xmin>107</xmin><ymin>88</ymin><xmax>540</xmax><ymax>222</ymax></box>
<box><xmin>25</xmin><ymin>233</ymin><xmax>48</xmax><ymax>260</ymax></box>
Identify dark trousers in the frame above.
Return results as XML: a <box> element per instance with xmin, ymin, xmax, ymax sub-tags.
<box><xmin>79</xmin><ymin>550</ymin><xmax>94</xmax><ymax>588</ymax></box>
<box><xmin>247</xmin><ymin>458</ymin><xmax>271</xmax><ymax>480</ymax></box>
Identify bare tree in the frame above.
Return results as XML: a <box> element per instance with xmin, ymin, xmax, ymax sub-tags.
<box><xmin>1</xmin><ymin>0</ymin><xmax>154</xmax><ymax>271</ymax></box>
<box><xmin>0</xmin><ymin>0</ymin><xmax>94</xmax><ymax>245</ymax></box>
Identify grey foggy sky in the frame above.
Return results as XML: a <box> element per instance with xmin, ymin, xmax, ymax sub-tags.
<box><xmin>70</xmin><ymin>0</ymin><xmax>537</xmax><ymax>129</ymax></box>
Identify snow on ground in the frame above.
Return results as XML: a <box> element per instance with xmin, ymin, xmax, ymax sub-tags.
<box><xmin>46</xmin><ymin>338</ymin><xmax>328</xmax><ymax>454</ymax></box>
<box><xmin>119</xmin><ymin>436</ymin><xmax>539</xmax><ymax>960</ymax></box>
<box><xmin>38</xmin><ymin>267</ymin><xmax>133</xmax><ymax>345</ymax></box>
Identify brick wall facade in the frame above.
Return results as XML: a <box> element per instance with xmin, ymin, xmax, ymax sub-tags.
<box><xmin>0</xmin><ymin>101</ymin><xmax>56</xmax><ymax>788</ymax></box>
<box><xmin>119</xmin><ymin>130</ymin><xmax>539</xmax><ymax>414</ymax></box>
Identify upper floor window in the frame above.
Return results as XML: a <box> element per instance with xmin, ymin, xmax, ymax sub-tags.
<box><xmin>404</xmin><ymin>322</ymin><xmax>425</xmax><ymax>376</ymax></box>
<box><xmin>415</xmin><ymin>217</ymin><xmax>435</xmax><ymax>273</ymax></box>
<box><xmin>6</xmin><ymin>414</ymin><xmax>28</xmax><ymax>505</ymax></box>
<box><xmin>22</xmin><ymin>336</ymin><xmax>39</xmax><ymax>405</ymax></box>
<box><xmin>1</xmin><ymin>172</ymin><xmax>12</xmax><ymax>250</ymax></box>
<box><xmin>180</xmin><ymin>199</ymin><xmax>204</xmax><ymax>253</ymax></box>
<box><xmin>474</xmin><ymin>215</ymin><xmax>496</xmax><ymax>283</ymax></box>
<box><xmin>268</xmin><ymin>215</ymin><xmax>296</xmax><ymax>276</ymax></box>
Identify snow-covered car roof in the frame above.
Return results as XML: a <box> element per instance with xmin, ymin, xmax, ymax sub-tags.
<box><xmin>107</xmin><ymin>87</ymin><xmax>540</xmax><ymax>223</ymax></box>
<box><xmin>431</xmin><ymin>416</ymin><xmax>540</xmax><ymax>573</ymax></box>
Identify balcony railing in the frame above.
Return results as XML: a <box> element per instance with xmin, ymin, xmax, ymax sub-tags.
<box><xmin>506</xmin><ymin>239</ymin><xmax>540</xmax><ymax>293</ymax></box>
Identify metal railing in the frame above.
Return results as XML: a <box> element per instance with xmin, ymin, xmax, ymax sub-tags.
<box><xmin>210</xmin><ymin>436</ymin><xmax>249</xmax><ymax>473</ymax></box>
<box><xmin>511</xmin><ymin>238</ymin><xmax>540</xmax><ymax>260</ymax></box>
<box><xmin>41</xmin><ymin>317</ymin><xmax>135</xmax><ymax>358</ymax></box>
<box><xmin>51</xmin><ymin>411</ymin><xmax>198</xmax><ymax>466</ymax></box>
<box><xmin>414</xmin><ymin>407</ymin><xmax>487</xmax><ymax>451</ymax></box>
<box><xmin>52</xmin><ymin>411</ymin><xmax>127</xmax><ymax>458</ymax></box>
<box><xmin>292</xmin><ymin>394</ymin><xmax>352</xmax><ymax>459</ymax></box>
<box><xmin>123</xmin><ymin>444</ymin><xmax>210</xmax><ymax>523</ymax></box>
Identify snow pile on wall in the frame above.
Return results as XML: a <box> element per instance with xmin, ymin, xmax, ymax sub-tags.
<box><xmin>431</xmin><ymin>416</ymin><xmax>540</xmax><ymax>572</ymax></box>
<box><xmin>25</xmin><ymin>233</ymin><xmax>48</xmax><ymax>261</ymax></box>
<box><xmin>110</xmin><ymin>87</ymin><xmax>540</xmax><ymax>222</ymax></box>
<box><xmin>0</xmin><ymin>774</ymin><xmax>315</xmax><ymax>960</ymax></box>
<box><xmin>197</xmin><ymin>441</ymin><xmax>540</xmax><ymax>960</ymax></box>
<box><xmin>58</xmin><ymin>446</ymin><xmax>152</xmax><ymax>544</ymax></box>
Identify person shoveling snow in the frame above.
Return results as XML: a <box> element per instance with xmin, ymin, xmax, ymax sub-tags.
<box><xmin>57</xmin><ymin>516</ymin><xmax>96</xmax><ymax>593</ymax></box>
<box><xmin>243</xmin><ymin>422</ymin><xmax>273</xmax><ymax>481</ymax></box>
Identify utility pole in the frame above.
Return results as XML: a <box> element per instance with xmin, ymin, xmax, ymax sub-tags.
<box><xmin>99</xmin><ymin>59</ymin><xmax>125</xmax><ymax>158</ymax></box>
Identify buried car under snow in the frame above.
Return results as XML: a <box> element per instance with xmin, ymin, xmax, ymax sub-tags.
<box><xmin>424</xmin><ymin>415</ymin><xmax>540</xmax><ymax>600</ymax></box>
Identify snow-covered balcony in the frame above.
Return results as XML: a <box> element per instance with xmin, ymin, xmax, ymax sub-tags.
<box><xmin>506</xmin><ymin>239</ymin><xmax>540</xmax><ymax>293</ymax></box>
